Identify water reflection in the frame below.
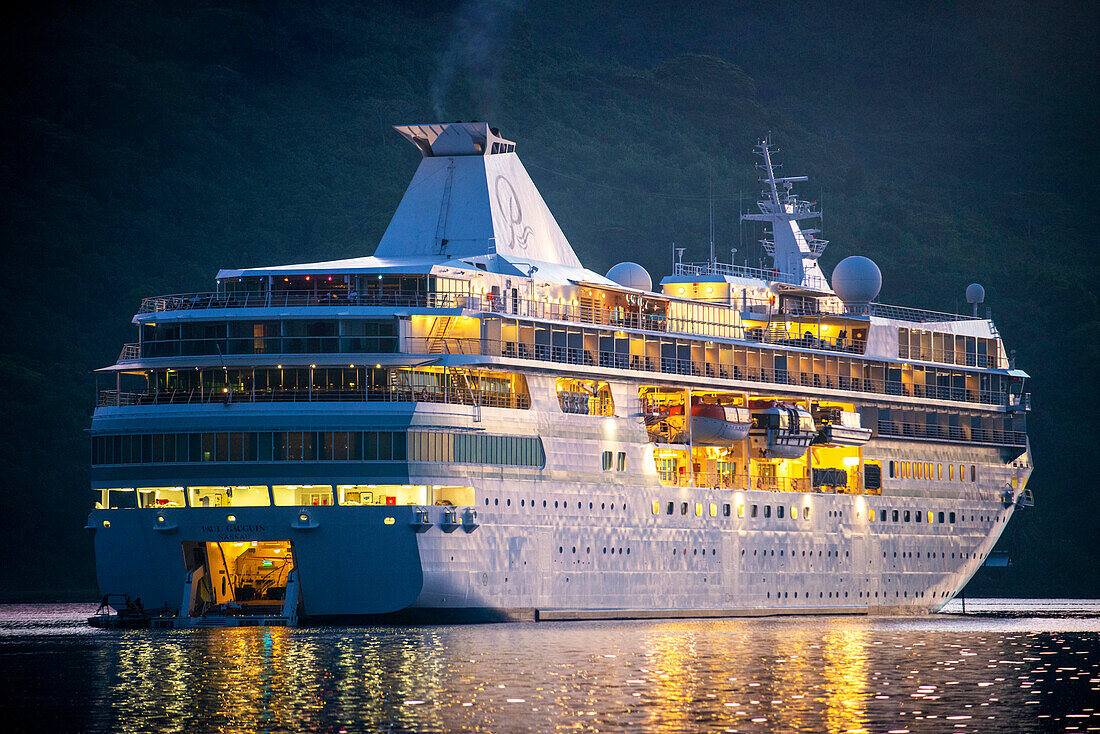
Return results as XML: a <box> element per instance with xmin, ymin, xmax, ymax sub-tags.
<box><xmin>2</xmin><ymin>604</ymin><xmax>1098</xmax><ymax>733</ymax></box>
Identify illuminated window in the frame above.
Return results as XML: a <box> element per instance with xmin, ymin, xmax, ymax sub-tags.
<box><xmin>869</xmin><ymin>508</ymin><xmax>876</xmax><ymax>521</ymax></box>
<box><xmin>652</xmin><ymin>500</ymin><xmax>659</xmax><ymax>515</ymax></box>
<box><xmin>927</xmin><ymin>510</ymin><xmax>934</xmax><ymax>523</ymax></box>
<box><xmin>695</xmin><ymin>502</ymin><xmax>703</xmax><ymax>517</ymax></box>
<box><xmin>737</xmin><ymin>504</ymin><xmax>744</xmax><ymax>518</ymax></box>
<box><xmin>791</xmin><ymin>506</ymin><xmax>798</xmax><ymax>519</ymax></box>
<box><xmin>709</xmin><ymin>503</ymin><xmax>718</xmax><ymax>517</ymax></box>
<box><xmin>949</xmin><ymin>464</ymin><xmax>955</xmax><ymax>481</ymax></box>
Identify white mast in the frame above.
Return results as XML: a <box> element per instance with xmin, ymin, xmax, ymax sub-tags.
<box><xmin>740</xmin><ymin>137</ymin><xmax>830</xmax><ymax>289</ymax></box>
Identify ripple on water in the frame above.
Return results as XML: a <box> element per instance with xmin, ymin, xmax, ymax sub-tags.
<box><xmin>0</xmin><ymin>600</ymin><xmax>1096</xmax><ymax>733</ymax></box>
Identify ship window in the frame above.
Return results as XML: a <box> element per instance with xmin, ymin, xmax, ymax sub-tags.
<box><xmin>751</xmin><ymin>504</ymin><xmax>758</xmax><ymax>518</ymax></box>
<box><xmin>970</xmin><ymin>465</ymin><xmax>976</xmax><ymax>482</ymax></box>
<box><xmin>892</xmin><ymin>510</ymin><xmax>899</xmax><ymax>522</ymax></box>
<box><xmin>777</xmin><ymin>506</ymin><xmax>785</xmax><ymax>519</ymax></box>
<box><xmin>681</xmin><ymin>502</ymin><xmax>689</xmax><ymax>515</ymax></box>
<box><xmin>616</xmin><ymin>452</ymin><xmax>626</xmax><ymax>471</ymax></box>
<box><xmin>666</xmin><ymin>501</ymin><xmax>674</xmax><ymax>515</ymax></box>
<box><xmin>938</xmin><ymin>511</ymin><xmax>945</xmax><ymax>523</ymax></box>
<box><xmin>710</xmin><ymin>503</ymin><xmax>718</xmax><ymax>517</ymax></box>
<box><xmin>724</xmin><ymin>503</ymin><xmax>731</xmax><ymax>517</ymax></box>
<box><xmin>764</xmin><ymin>505</ymin><xmax>772</xmax><ymax>518</ymax></box>
<box><xmin>695</xmin><ymin>502</ymin><xmax>702</xmax><ymax>517</ymax></box>
<box><xmin>804</xmin><ymin>506</ymin><xmax>810</xmax><ymax>520</ymax></box>
<box><xmin>949</xmin><ymin>464</ymin><xmax>955</xmax><ymax>481</ymax></box>
<box><xmin>602</xmin><ymin>451</ymin><xmax>613</xmax><ymax>471</ymax></box>
<box><xmin>736</xmin><ymin>504</ymin><xmax>743</xmax><ymax>518</ymax></box>
<box><xmin>950</xmin><ymin>511</ymin><xmax>956</xmax><ymax>523</ymax></box>
<box><xmin>888</xmin><ymin>461</ymin><xmax>895</xmax><ymax>478</ymax></box>
<box><xmin>869</xmin><ymin>509</ymin><xmax>875</xmax><ymax>521</ymax></box>
<box><xmin>652</xmin><ymin>500</ymin><xmax>659</xmax><ymax>515</ymax></box>
<box><xmin>135</xmin><ymin>486</ymin><xmax>185</xmax><ymax>508</ymax></box>
<box><xmin>916</xmin><ymin>510</ymin><xmax>922</xmax><ymax>523</ymax></box>
<box><xmin>273</xmin><ymin>484</ymin><xmax>333</xmax><ymax>506</ymax></box>
<box><xmin>937</xmin><ymin>463</ymin><xmax>942</xmax><ymax>481</ymax></box>
<box><xmin>903</xmin><ymin>510</ymin><xmax>911</xmax><ymax>522</ymax></box>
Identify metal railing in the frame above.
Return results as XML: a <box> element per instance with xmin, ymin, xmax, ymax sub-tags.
<box><xmin>97</xmin><ymin>385</ymin><xmax>530</xmax><ymax>410</ymax></box>
<box><xmin>899</xmin><ymin>344</ymin><xmax>1003</xmax><ymax>369</ymax></box>
<box><xmin>404</xmin><ymin>337</ymin><xmax>1008</xmax><ymax>406</ymax></box>
<box><xmin>657</xmin><ymin>472</ymin><xmax>876</xmax><ymax>495</ymax></box>
<box><xmin>118</xmin><ymin>343</ymin><xmax>140</xmax><ymax>361</ymax></box>
<box><xmin>877</xmin><ymin>420</ymin><xmax>1026</xmax><ymax>446</ymax></box>
<box><xmin>674</xmin><ymin>261</ymin><xmax>828</xmax><ymax>290</ymax></box>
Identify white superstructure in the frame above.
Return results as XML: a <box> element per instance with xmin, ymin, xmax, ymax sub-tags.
<box><xmin>87</xmin><ymin>123</ymin><xmax>1032</xmax><ymax>626</ymax></box>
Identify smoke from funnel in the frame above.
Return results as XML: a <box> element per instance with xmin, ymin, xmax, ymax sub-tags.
<box><xmin>430</xmin><ymin>0</ymin><xmax>523</xmax><ymax>120</ymax></box>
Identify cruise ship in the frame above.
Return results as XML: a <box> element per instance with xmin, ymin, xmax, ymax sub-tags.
<box><xmin>87</xmin><ymin>122</ymin><xmax>1033</xmax><ymax>627</ymax></box>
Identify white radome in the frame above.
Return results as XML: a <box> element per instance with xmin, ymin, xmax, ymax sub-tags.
<box><xmin>832</xmin><ymin>255</ymin><xmax>882</xmax><ymax>304</ymax></box>
<box><xmin>607</xmin><ymin>262</ymin><xmax>652</xmax><ymax>292</ymax></box>
<box><xmin>966</xmin><ymin>283</ymin><xmax>985</xmax><ymax>304</ymax></box>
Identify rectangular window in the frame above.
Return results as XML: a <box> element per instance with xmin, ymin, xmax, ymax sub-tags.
<box><xmin>695</xmin><ymin>502</ymin><xmax>703</xmax><ymax>517</ymax></box>
<box><xmin>616</xmin><ymin>451</ymin><xmax>626</xmax><ymax>471</ymax></box>
<box><xmin>652</xmin><ymin>500</ymin><xmax>659</xmax><ymax>515</ymax></box>
<box><xmin>764</xmin><ymin>505</ymin><xmax>772</xmax><ymax>518</ymax></box>
<box><xmin>256</xmin><ymin>432</ymin><xmax>272</xmax><ymax>462</ymax></box>
<box><xmin>892</xmin><ymin>509</ymin><xmax>899</xmax><ymax>522</ymax></box>
<box><xmin>751</xmin><ymin>504</ymin><xmax>758</xmax><ymax>518</ymax></box>
<box><xmin>724</xmin><ymin>503</ymin><xmax>731</xmax><ymax>517</ymax></box>
<box><xmin>938</xmin><ymin>511</ymin><xmax>945</xmax><ymax>523</ymax></box>
<box><xmin>215</xmin><ymin>433</ymin><xmax>229</xmax><ymax>462</ymax></box>
<box><xmin>804</xmin><ymin>506</ymin><xmax>811</xmax><ymax>520</ymax></box>
<box><xmin>201</xmin><ymin>433</ymin><xmax>214</xmax><ymax>462</ymax></box>
<box><xmin>777</xmin><ymin>505</ymin><xmax>784</xmax><ymax>519</ymax></box>
<box><xmin>949</xmin><ymin>511</ymin><xmax>956</xmax><ymax>523</ymax></box>
<box><xmin>916</xmin><ymin>510</ymin><xmax>923</xmax><ymax>523</ymax></box>
<box><xmin>927</xmin><ymin>510</ymin><xmax>934</xmax><ymax>523</ymax></box>
<box><xmin>602</xmin><ymin>451</ymin><xmax>613</xmax><ymax>471</ymax></box>
<box><xmin>229</xmin><ymin>432</ymin><xmax>244</xmax><ymax>462</ymax></box>
<box><xmin>666</xmin><ymin>501</ymin><xmax>674</xmax><ymax>515</ymax></box>
<box><xmin>736</xmin><ymin>504</ymin><xmax>743</xmax><ymax>518</ymax></box>
<box><xmin>869</xmin><ymin>508</ymin><xmax>876</xmax><ymax>521</ymax></box>
<box><xmin>681</xmin><ymin>502</ymin><xmax>688</xmax><ymax>516</ymax></box>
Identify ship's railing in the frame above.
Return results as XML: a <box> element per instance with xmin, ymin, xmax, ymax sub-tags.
<box><xmin>138</xmin><ymin>291</ymin><xmax>469</xmax><ymax>313</ymax></box>
<box><xmin>404</xmin><ymin>337</ymin><xmax>1009</xmax><ymax>406</ymax></box>
<box><xmin>877</xmin><ymin>420</ymin><xmax>1026</xmax><ymax>446</ymax></box>
<box><xmin>674</xmin><ymin>261</ymin><xmax>828</xmax><ymax>290</ymax></box>
<box><xmin>96</xmin><ymin>385</ymin><xmax>530</xmax><ymax>410</ymax></box>
<box><xmin>867</xmin><ymin>303</ymin><xmax>976</xmax><ymax>323</ymax></box>
<box><xmin>659</xmin><ymin>473</ymin><xmax>875</xmax><ymax>496</ymax></box>
<box><xmin>118</xmin><ymin>343</ymin><xmax>140</xmax><ymax>361</ymax></box>
<box><xmin>898</xmin><ymin>344</ymin><xmax>1001</xmax><ymax>368</ymax></box>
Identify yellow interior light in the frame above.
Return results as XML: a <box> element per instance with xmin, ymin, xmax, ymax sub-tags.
<box><xmin>384</xmin><ymin>517</ymin><xmax>396</xmax><ymax>525</ymax></box>
<box><xmin>226</xmin><ymin>515</ymin><xmax>236</xmax><ymax>523</ymax></box>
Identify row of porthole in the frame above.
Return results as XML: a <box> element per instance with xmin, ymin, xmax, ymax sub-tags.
<box><xmin>558</xmin><ymin>546</ymin><xmax>632</xmax><ymax>555</ymax></box>
<box><xmin>489</xmin><ymin>497</ymin><xmax>622</xmax><ymax>511</ymax></box>
<box><xmin>744</xmin><ymin>548</ymin><xmax>849</xmax><ymax>558</ymax></box>
<box><xmin>766</xmin><ymin>590</ymin><xmax>950</xmax><ymax>600</ymax></box>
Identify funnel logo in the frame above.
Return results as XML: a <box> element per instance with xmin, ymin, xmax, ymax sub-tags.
<box><xmin>494</xmin><ymin>175</ymin><xmax>533</xmax><ymax>252</ymax></box>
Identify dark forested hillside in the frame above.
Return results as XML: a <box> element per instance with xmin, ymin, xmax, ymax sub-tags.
<box><xmin>1</xmin><ymin>0</ymin><xmax>1096</xmax><ymax>598</ymax></box>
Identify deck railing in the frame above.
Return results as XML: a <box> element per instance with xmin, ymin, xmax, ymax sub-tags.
<box><xmin>877</xmin><ymin>420</ymin><xmax>1026</xmax><ymax>446</ymax></box>
<box><xmin>403</xmin><ymin>337</ymin><xmax>1008</xmax><ymax>407</ymax></box>
<box><xmin>97</xmin><ymin>385</ymin><xmax>530</xmax><ymax>410</ymax></box>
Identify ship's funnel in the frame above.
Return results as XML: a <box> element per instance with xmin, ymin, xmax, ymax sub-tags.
<box><xmin>374</xmin><ymin>122</ymin><xmax>582</xmax><ymax>268</ymax></box>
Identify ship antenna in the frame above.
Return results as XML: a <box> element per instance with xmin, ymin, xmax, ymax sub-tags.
<box><xmin>708</xmin><ymin>180</ymin><xmax>716</xmax><ymax>271</ymax></box>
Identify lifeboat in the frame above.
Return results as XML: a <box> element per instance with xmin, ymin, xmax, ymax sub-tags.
<box><xmin>689</xmin><ymin>399</ymin><xmax>752</xmax><ymax>445</ymax></box>
<box><xmin>749</xmin><ymin>401</ymin><xmax>816</xmax><ymax>459</ymax></box>
<box><xmin>812</xmin><ymin>406</ymin><xmax>873</xmax><ymax>446</ymax></box>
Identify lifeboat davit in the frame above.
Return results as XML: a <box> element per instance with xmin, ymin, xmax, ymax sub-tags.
<box><xmin>812</xmin><ymin>406</ymin><xmax>873</xmax><ymax>446</ymax></box>
<box><xmin>690</xmin><ymin>399</ymin><xmax>752</xmax><ymax>445</ymax></box>
<box><xmin>749</xmin><ymin>401</ymin><xmax>816</xmax><ymax>459</ymax></box>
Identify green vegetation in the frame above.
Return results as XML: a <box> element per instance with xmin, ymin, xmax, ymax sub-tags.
<box><xmin>1</xmin><ymin>1</ymin><xmax>1096</xmax><ymax>598</ymax></box>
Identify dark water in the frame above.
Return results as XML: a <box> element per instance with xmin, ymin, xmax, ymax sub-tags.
<box><xmin>1</xmin><ymin>601</ymin><xmax>1097</xmax><ymax>733</ymax></box>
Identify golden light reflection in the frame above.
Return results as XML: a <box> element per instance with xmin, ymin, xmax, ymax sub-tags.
<box><xmin>822</xmin><ymin>623</ymin><xmax>871</xmax><ymax>734</ymax></box>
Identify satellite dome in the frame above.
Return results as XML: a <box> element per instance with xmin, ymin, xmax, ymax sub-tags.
<box><xmin>965</xmin><ymin>283</ymin><xmax>985</xmax><ymax>304</ymax></box>
<box><xmin>832</xmin><ymin>256</ymin><xmax>882</xmax><ymax>304</ymax></box>
<box><xmin>607</xmin><ymin>262</ymin><xmax>652</xmax><ymax>292</ymax></box>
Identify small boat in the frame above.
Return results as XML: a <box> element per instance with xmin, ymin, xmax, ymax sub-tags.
<box><xmin>690</xmin><ymin>399</ymin><xmax>752</xmax><ymax>445</ymax></box>
<box><xmin>749</xmin><ymin>401</ymin><xmax>816</xmax><ymax>459</ymax></box>
<box><xmin>812</xmin><ymin>406</ymin><xmax>873</xmax><ymax>446</ymax></box>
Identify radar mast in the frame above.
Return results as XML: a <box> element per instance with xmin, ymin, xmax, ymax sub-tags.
<box><xmin>740</xmin><ymin>137</ymin><xmax>830</xmax><ymax>290</ymax></box>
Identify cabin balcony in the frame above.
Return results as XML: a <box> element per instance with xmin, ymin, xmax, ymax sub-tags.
<box><xmin>876</xmin><ymin>420</ymin><xmax>1026</xmax><ymax>447</ymax></box>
